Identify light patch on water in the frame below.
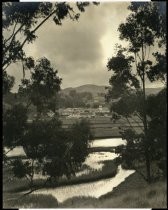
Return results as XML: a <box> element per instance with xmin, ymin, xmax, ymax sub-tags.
<box><xmin>90</xmin><ymin>138</ymin><xmax>126</xmax><ymax>148</ymax></box>
<box><xmin>5</xmin><ymin>146</ymin><xmax>26</xmax><ymax>157</ymax></box>
<box><xmin>75</xmin><ymin>169</ymin><xmax>90</xmax><ymax>177</ymax></box>
<box><xmin>33</xmin><ymin>152</ymin><xmax>117</xmax><ymax>179</ymax></box>
<box><xmin>33</xmin><ymin>165</ymin><xmax>135</xmax><ymax>203</ymax></box>
<box><xmin>84</xmin><ymin>152</ymin><xmax>118</xmax><ymax>170</ymax></box>
<box><xmin>33</xmin><ymin>174</ymin><xmax>49</xmax><ymax>180</ymax></box>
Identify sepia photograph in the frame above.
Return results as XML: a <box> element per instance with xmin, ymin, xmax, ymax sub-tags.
<box><xmin>2</xmin><ymin>1</ymin><xmax>167</xmax><ymax>208</ymax></box>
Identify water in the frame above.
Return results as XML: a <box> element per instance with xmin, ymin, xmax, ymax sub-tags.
<box><xmin>5</xmin><ymin>138</ymin><xmax>134</xmax><ymax>203</ymax></box>
<box><xmin>84</xmin><ymin>152</ymin><xmax>118</xmax><ymax>170</ymax></box>
<box><xmin>5</xmin><ymin>138</ymin><xmax>125</xmax><ymax>157</ymax></box>
<box><xmin>90</xmin><ymin>138</ymin><xmax>126</xmax><ymax>148</ymax></box>
<box><xmin>5</xmin><ymin>146</ymin><xmax>26</xmax><ymax>157</ymax></box>
<box><xmin>33</xmin><ymin>165</ymin><xmax>135</xmax><ymax>203</ymax></box>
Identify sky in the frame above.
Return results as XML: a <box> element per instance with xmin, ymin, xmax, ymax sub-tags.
<box><xmin>5</xmin><ymin>2</ymin><xmax>165</xmax><ymax>92</ymax></box>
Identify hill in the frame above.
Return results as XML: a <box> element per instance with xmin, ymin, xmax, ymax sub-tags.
<box><xmin>62</xmin><ymin>84</ymin><xmax>108</xmax><ymax>97</ymax></box>
<box><xmin>62</xmin><ymin>84</ymin><xmax>163</xmax><ymax>96</ymax></box>
<box><xmin>3</xmin><ymin>85</ymin><xmax>164</xmax><ymax>109</ymax></box>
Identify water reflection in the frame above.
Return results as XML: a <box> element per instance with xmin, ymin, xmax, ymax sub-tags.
<box><xmin>34</xmin><ymin>165</ymin><xmax>135</xmax><ymax>203</ymax></box>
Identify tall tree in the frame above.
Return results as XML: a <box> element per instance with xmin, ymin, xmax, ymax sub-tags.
<box><xmin>106</xmin><ymin>2</ymin><xmax>166</xmax><ymax>182</ymax></box>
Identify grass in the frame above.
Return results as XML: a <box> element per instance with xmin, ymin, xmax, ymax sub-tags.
<box><xmin>3</xmin><ymin>194</ymin><xmax>58</xmax><ymax>208</ymax></box>
<box><xmin>60</xmin><ymin>175</ymin><xmax>167</xmax><ymax>208</ymax></box>
<box><xmin>3</xmin><ymin>167</ymin><xmax>58</xmax><ymax>208</ymax></box>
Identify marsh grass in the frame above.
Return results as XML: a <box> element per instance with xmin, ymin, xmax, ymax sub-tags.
<box><xmin>60</xmin><ymin>179</ymin><xmax>167</xmax><ymax>208</ymax></box>
<box><xmin>3</xmin><ymin>194</ymin><xmax>58</xmax><ymax>208</ymax></box>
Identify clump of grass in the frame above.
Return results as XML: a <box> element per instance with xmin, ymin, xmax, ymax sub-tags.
<box><xmin>3</xmin><ymin>194</ymin><xmax>58</xmax><ymax>208</ymax></box>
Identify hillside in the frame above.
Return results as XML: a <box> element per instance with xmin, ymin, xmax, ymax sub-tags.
<box><xmin>62</xmin><ymin>84</ymin><xmax>163</xmax><ymax>97</ymax></box>
<box><xmin>3</xmin><ymin>85</ymin><xmax>164</xmax><ymax>109</ymax></box>
<box><xmin>62</xmin><ymin>84</ymin><xmax>108</xmax><ymax>97</ymax></box>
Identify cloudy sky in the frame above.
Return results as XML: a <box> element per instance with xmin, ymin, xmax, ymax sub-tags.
<box><xmin>6</xmin><ymin>2</ymin><xmax>164</xmax><ymax>92</ymax></box>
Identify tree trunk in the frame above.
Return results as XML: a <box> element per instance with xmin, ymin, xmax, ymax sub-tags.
<box><xmin>141</xmin><ymin>42</ymin><xmax>151</xmax><ymax>183</ymax></box>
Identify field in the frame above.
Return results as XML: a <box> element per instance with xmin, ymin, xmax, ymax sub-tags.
<box><xmin>61</xmin><ymin>116</ymin><xmax>143</xmax><ymax>138</ymax></box>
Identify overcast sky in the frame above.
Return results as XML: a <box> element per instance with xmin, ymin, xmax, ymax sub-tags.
<box><xmin>6</xmin><ymin>2</ymin><xmax>164</xmax><ymax>92</ymax></box>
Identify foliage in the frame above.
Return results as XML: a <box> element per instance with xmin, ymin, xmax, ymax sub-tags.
<box><xmin>3</xmin><ymin>71</ymin><xmax>15</xmax><ymax>95</ymax></box>
<box><xmin>18</xmin><ymin>57</ymin><xmax>62</xmax><ymax>114</ymax></box>
<box><xmin>58</xmin><ymin>90</ymin><xmax>93</xmax><ymax>108</ymax></box>
<box><xmin>107</xmin><ymin>2</ymin><xmax>166</xmax><ymax>182</ymax></box>
<box><xmin>146</xmin><ymin>88</ymin><xmax>167</xmax><ymax>177</ymax></box>
<box><xmin>11</xmin><ymin>118</ymin><xmax>92</xmax><ymax>189</ymax></box>
<box><xmin>3</xmin><ymin>103</ymin><xmax>28</xmax><ymax>149</ymax></box>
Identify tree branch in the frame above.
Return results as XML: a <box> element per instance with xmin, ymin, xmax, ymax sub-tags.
<box><xmin>137</xmin><ymin>52</ymin><xmax>142</xmax><ymax>63</ymax></box>
<box><xmin>147</xmin><ymin>46</ymin><xmax>150</xmax><ymax>60</ymax></box>
<box><xmin>125</xmin><ymin>116</ymin><xmax>138</xmax><ymax>134</ymax></box>
<box><xmin>4</xmin><ymin>23</ymin><xmax>25</xmax><ymax>55</ymax></box>
<box><xmin>130</xmin><ymin>115</ymin><xmax>144</xmax><ymax>132</ymax></box>
<box><xmin>2</xmin><ymin>9</ymin><xmax>57</xmax><ymax>69</ymax></box>
<box><xmin>4</xmin><ymin>21</ymin><xmax>18</xmax><ymax>44</ymax></box>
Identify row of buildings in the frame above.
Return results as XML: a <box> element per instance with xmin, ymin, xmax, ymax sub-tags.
<box><xmin>57</xmin><ymin>106</ymin><xmax>111</xmax><ymax>119</ymax></box>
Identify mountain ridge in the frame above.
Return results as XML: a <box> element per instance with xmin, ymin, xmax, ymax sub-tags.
<box><xmin>62</xmin><ymin>84</ymin><xmax>163</xmax><ymax>96</ymax></box>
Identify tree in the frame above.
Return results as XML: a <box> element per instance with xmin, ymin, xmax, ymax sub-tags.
<box><xmin>106</xmin><ymin>2</ymin><xmax>166</xmax><ymax>182</ymax></box>
<box><xmin>2</xmin><ymin>2</ymin><xmax>99</xmax><ymax>95</ymax></box>
<box><xmin>18</xmin><ymin>57</ymin><xmax>62</xmax><ymax>115</ymax></box>
<box><xmin>11</xmin><ymin>117</ymin><xmax>92</xmax><ymax>191</ymax></box>
<box><xmin>146</xmin><ymin>88</ymin><xmax>167</xmax><ymax>178</ymax></box>
<box><xmin>5</xmin><ymin>56</ymin><xmax>93</xmax><ymax>192</ymax></box>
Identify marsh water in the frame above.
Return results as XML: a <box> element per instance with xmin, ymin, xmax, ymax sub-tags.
<box><xmin>34</xmin><ymin>165</ymin><xmax>134</xmax><ymax>203</ymax></box>
<box><xmin>31</xmin><ymin>138</ymin><xmax>134</xmax><ymax>203</ymax></box>
<box><xmin>6</xmin><ymin>138</ymin><xmax>135</xmax><ymax>203</ymax></box>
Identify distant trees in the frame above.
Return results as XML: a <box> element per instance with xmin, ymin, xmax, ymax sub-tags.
<box><xmin>106</xmin><ymin>2</ymin><xmax>166</xmax><ymax>182</ymax></box>
<box><xmin>58</xmin><ymin>90</ymin><xmax>93</xmax><ymax>108</ymax></box>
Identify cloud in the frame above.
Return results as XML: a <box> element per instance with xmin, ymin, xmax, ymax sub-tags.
<box><xmin>22</xmin><ymin>2</ymin><xmax>130</xmax><ymax>89</ymax></box>
<box><xmin>5</xmin><ymin>2</ymin><xmax>164</xmax><ymax>92</ymax></box>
